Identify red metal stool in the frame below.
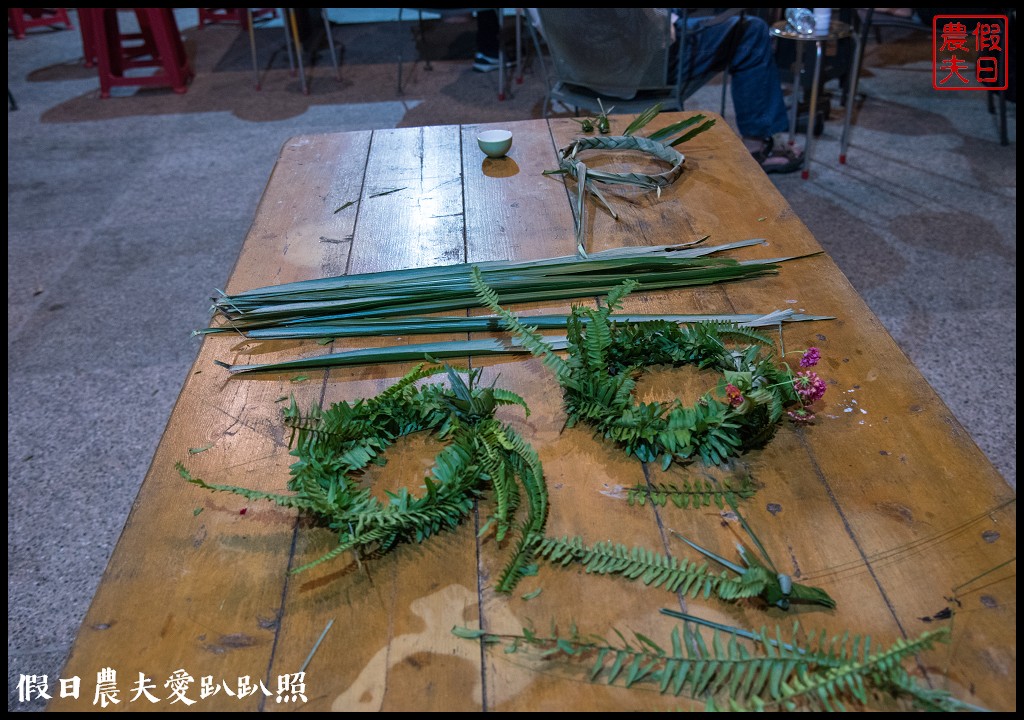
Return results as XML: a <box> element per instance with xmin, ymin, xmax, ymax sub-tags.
<box><xmin>83</xmin><ymin>8</ymin><xmax>192</xmax><ymax>98</ymax></box>
<box><xmin>8</xmin><ymin>8</ymin><xmax>73</xmax><ymax>39</ymax></box>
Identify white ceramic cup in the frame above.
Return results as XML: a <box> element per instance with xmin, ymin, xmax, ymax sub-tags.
<box><xmin>477</xmin><ymin>129</ymin><xmax>513</xmax><ymax>159</ymax></box>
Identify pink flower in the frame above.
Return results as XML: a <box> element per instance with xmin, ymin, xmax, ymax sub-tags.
<box><xmin>788</xmin><ymin>408</ymin><xmax>816</xmax><ymax>423</ymax></box>
<box><xmin>794</xmin><ymin>371</ymin><xmax>827</xmax><ymax>404</ymax></box>
<box><xmin>725</xmin><ymin>383</ymin><xmax>745</xmax><ymax>407</ymax></box>
<box><xmin>800</xmin><ymin>347</ymin><xmax>821</xmax><ymax>368</ymax></box>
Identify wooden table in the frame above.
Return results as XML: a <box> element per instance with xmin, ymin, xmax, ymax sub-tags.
<box><xmin>50</xmin><ymin>114</ymin><xmax>1015</xmax><ymax>712</ymax></box>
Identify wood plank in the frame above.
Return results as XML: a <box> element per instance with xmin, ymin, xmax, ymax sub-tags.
<box><xmin>459</xmin><ymin>119</ymin><xmax>694</xmax><ymax>710</ymax></box>
<box><xmin>467</xmin><ymin>114</ymin><xmax>826</xmax><ymax>711</ymax></box>
<box><xmin>693</xmin><ymin>118</ymin><xmax>1017</xmax><ymax>711</ymax></box>
<box><xmin>49</xmin><ymin>132</ymin><xmax>372</xmax><ymax>712</ymax></box>
<box><xmin>262</xmin><ymin>125</ymin><xmax>484</xmax><ymax>712</ymax></box>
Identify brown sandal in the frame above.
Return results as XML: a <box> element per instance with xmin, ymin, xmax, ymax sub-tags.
<box><xmin>750</xmin><ymin>136</ymin><xmax>803</xmax><ymax>175</ymax></box>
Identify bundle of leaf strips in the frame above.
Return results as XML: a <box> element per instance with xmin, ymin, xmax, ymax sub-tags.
<box><xmin>178</xmin><ymin>364</ymin><xmax>547</xmax><ymax>593</ymax></box>
<box><xmin>203</xmin><ymin>239</ymin><xmax>790</xmax><ymax>334</ymax></box>
<box><xmin>473</xmin><ymin>271</ymin><xmax>804</xmax><ymax>470</ymax></box>
<box><xmin>453</xmin><ymin>618</ymin><xmax>971</xmax><ymax>711</ymax></box>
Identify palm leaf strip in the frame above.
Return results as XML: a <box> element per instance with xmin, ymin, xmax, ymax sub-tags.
<box><xmin>226</xmin><ymin>310</ymin><xmax>832</xmax><ymax>341</ymax></box>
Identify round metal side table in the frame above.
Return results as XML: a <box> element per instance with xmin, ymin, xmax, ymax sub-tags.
<box><xmin>770</xmin><ymin>20</ymin><xmax>863</xmax><ymax>179</ymax></box>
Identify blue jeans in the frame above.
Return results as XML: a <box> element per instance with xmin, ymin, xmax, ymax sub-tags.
<box><xmin>672</xmin><ymin>13</ymin><xmax>789</xmax><ymax>139</ymax></box>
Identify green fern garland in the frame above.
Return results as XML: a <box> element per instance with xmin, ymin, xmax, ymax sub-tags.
<box><xmin>453</xmin><ymin>618</ymin><xmax>971</xmax><ymax>712</ymax></box>
<box><xmin>178</xmin><ymin>364</ymin><xmax>547</xmax><ymax>593</ymax></box>
<box><xmin>472</xmin><ymin>270</ymin><xmax>812</xmax><ymax>470</ymax></box>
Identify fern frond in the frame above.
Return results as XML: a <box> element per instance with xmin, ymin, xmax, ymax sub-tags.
<box><xmin>706</xmin><ymin>322</ymin><xmax>776</xmax><ymax>348</ymax></box>
<box><xmin>290</xmin><ymin>540</ymin><xmax>354</xmax><ymax>574</ymax></box>
<box><xmin>761</xmin><ymin>626</ymin><xmax>951</xmax><ymax>711</ymax></box>
<box><xmin>490</xmin><ymin>387</ymin><xmax>530</xmax><ymax>416</ymax></box>
<box><xmin>627</xmin><ymin>475</ymin><xmax>757</xmax><ymax>508</ymax></box>
<box><xmin>178</xmin><ymin>463</ymin><xmax>325</xmax><ymax>514</ymax></box>
<box><xmin>600</xmin><ymin>279</ymin><xmax>640</xmax><ymax>316</ymax></box>
<box><xmin>453</xmin><ymin>619</ymin><xmax>963</xmax><ymax>711</ymax></box>
<box><xmin>476</xmin><ymin>433</ymin><xmax>519</xmax><ymax>541</ymax></box>
<box><xmin>493</xmin><ymin>426</ymin><xmax>550</xmax><ymax>592</ymax></box>
<box><xmin>470</xmin><ymin>266</ymin><xmax>570</xmax><ymax>381</ymax></box>
<box><xmin>532</xmin><ymin>535</ymin><xmax>758</xmax><ymax>600</ymax></box>
<box><xmin>377</xmin><ymin>362</ymin><xmax>450</xmax><ymax>399</ymax></box>
<box><xmin>581</xmin><ymin>309</ymin><xmax>612</xmax><ymax>371</ymax></box>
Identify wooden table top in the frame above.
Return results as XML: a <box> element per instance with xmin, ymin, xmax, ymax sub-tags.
<box><xmin>50</xmin><ymin>114</ymin><xmax>1015</xmax><ymax>712</ymax></box>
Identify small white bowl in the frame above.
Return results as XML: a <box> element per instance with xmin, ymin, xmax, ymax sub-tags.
<box><xmin>477</xmin><ymin>129</ymin><xmax>513</xmax><ymax>158</ymax></box>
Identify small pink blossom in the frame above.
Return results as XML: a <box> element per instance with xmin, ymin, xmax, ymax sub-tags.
<box><xmin>788</xmin><ymin>408</ymin><xmax>816</xmax><ymax>423</ymax></box>
<box><xmin>799</xmin><ymin>347</ymin><xmax>821</xmax><ymax>368</ymax></box>
<box><xmin>794</xmin><ymin>371</ymin><xmax>827</xmax><ymax>404</ymax></box>
<box><xmin>725</xmin><ymin>383</ymin><xmax>745</xmax><ymax>407</ymax></box>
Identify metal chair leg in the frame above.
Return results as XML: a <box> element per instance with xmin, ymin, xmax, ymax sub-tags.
<box><xmin>801</xmin><ymin>41</ymin><xmax>824</xmax><ymax>179</ymax></box>
<box><xmin>285</xmin><ymin>8</ymin><xmax>308</xmax><ymax>95</ymax></box>
<box><xmin>246</xmin><ymin>9</ymin><xmax>261</xmax><ymax>90</ymax></box>
<box><xmin>396</xmin><ymin>8</ymin><xmax>405</xmax><ymax>94</ymax></box>
<box><xmin>839</xmin><ymin>31</ymin><xmax>862</xmax><ymax>163</ymax></box>
<box><xmin>282</xmin><ymin>9</ymin><xmax>296</xmax><ymax>77</ymax></box>
<box><xmin>720</xmin><ymin>71</ymin><xmax>729</xmax><ymax>117</ymax></box>
<box><xmin>320</xmin><ymin>8</ymin><xmax>342</xmax><ymax>82</ymax></box>
<box><xmin>525</xmin><ymin>11</ymin><xmax>552</xmax><ymax>115</ymax></box>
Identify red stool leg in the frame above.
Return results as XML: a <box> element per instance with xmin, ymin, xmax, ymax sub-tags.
<box><xmin>50</xmin><ymin>8</ymin><xmax>73</xmax><ymax>30</ymax></box>
<box><xmin>8</xmin><ymin>9</ymin><xmax>28</xmax><ymax>39</ymax></box>
<box><xmin>89</xmin><ymin>9</ymin><xmax>121</xmax><ymax>99</ymax></box>
<box><xmin>77</xmin><ymin>8</ymin><xmax>97</xmax><ymax>67</ymax></box>
<box><xmin>142</xmin><ymin>8</ymin><xmax>191</xmax><ymax>94</ymax></box>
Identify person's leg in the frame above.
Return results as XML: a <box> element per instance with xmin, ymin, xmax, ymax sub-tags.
<box><xmin>724</xmin><ymin>16</ymin><xmax>789</xmax><ymax>139</ymax></box>
<box><xmin>474</xmin><ymin>9</ymin><xmax>501</xmax><ymax>71</ymax></box>
<box><xmin>677</xmin><ymin>14</ymin><xmax>799</xmax><ymax>173</ymax></box>
<box><xmin>672</xmin><ymin>14</ymin><xmax>740</xmax><ymax>101</ymax></box>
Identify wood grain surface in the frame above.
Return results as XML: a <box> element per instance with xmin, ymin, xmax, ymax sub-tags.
<box><xmin>49</xmin><ymin>114</ymin><xmax>1015</xmax><ymax>712</ymax></box>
